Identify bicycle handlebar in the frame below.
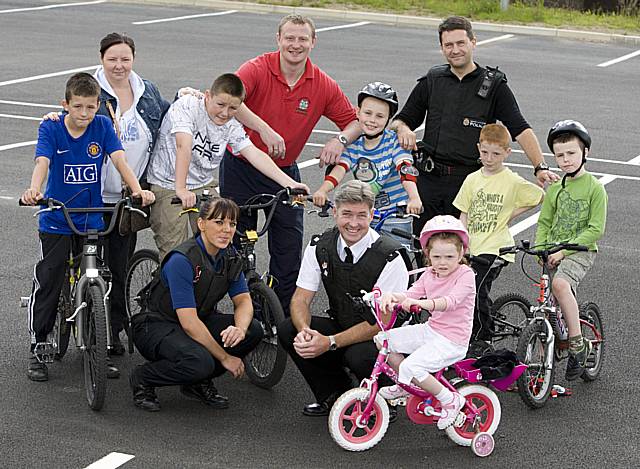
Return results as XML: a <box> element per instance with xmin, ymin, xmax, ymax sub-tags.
<box><xmin>19</xmin><ymin>197</ymin><xmax>144</xmax><ymax>237</ymax></box>
<box><xmin>499</xmin><ymin>240</ymin><xmax>589</xmax><ymax>257</ymax></box>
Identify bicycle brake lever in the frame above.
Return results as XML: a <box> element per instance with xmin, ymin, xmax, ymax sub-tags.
<box><xmin>127</xmin><ymin>206</ymin><xmax>148</xmax><ymax>218</ymax></box>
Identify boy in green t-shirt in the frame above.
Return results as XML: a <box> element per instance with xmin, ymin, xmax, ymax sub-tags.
<box><xmin>453</xmin><ymin>123</ymin><xmax>544</xmax><ymax>355</ymax></box>
<box><xmin>536</xmin><ymin>120</ymin><xmax>607</xmax><ymax>380</ymax></box>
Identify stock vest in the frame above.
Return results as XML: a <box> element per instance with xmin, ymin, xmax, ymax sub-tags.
<box><xmin>143</xmin><ymin>238</ymin><xmax>243</xmax><ymax>323</ymax></box>
<box><xmin>313</xmin><ymin>227</ymin><xmax>402</xmax><ymax>330</ymax></box>
<box><xmin>420</xmin><ymin>64</ymin><xmax>506</xmax><ymax>167</ymax></box>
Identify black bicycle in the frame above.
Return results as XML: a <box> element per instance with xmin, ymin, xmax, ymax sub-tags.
<box><xmin>20</xmin><ymin>197</ymin><xmax>146</xmax><ymax>410</ymax></box>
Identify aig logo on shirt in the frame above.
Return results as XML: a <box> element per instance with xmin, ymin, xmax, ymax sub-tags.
<box><xmin>87</xmin><ymin>142</ymin><xmax>102</xmax><ymax>159</ymax></box>
<box><xmin>296</xmin><ymin>98</ymin><xmax>309</xmax><ymax>114</ymax></box>
<box><xmin>64</xmin><ymin>164</ymin><xmax>98</xmax><ymax>184</ymax></box>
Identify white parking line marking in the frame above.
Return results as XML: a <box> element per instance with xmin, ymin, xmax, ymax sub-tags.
<box><xmin>0</xmin><ymin>113</ymin><xmax>41</xmax><ymax>121</ymax></box>
<box><xmin>316</xmin><ymin>22</ymin><xmax>370</xmax><ymax>33</ymax></box>
<box><xmin>597</xmin><ymin>49</ymin><xmax>640</xmax><ymax>67</ymax></box>
<box><xmin>476</xmin><ymin>34</ymin><xmax>515</xmax><ymax>46</ymax></box>
<box><xmin>0</xmin><ymin>0</ymin><xmax>105</xmax><ymax>14</ymax></box>
<box><xmin>0</xmin><ymin>140</ymin><xmax>37</xmax><ymax>152</ymax></box>
<box><xmin>132</xmin><ymin>10</ymin><xmax>237</xmax><ymax>25</ymax></box>
<box><xmin>0</xmin><ymin>66</ymin><xmax>99</xmax><ymax>87</ymax></box>
<box><xmin>83</xmin><ymin>452</ymin><xmax>134</xmax><ymax>469</ymax></box>
<box><xmin>0</xmin><ymin>99</ymin><xmax>60</xmax><ymax>109</ymax></box>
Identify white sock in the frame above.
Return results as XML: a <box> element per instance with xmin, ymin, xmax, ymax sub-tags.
<box><xmin>435</xmin><ymin>387</ymin><xmax>454</xmax><ymax>405</ymax></box>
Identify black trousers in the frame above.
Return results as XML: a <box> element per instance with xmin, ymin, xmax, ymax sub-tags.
<box><xmin>279</xmin><ymin>317</ymin><xmax>390</xmax><ymax>403</ymax></box>
<box><xmin>131</xmin><ymin>313</ymin><xmax>263</xmax><ymax>388</ymax></box>
<box><xmin>412</xmin><ymin>170</ymin><xmax>468</xmax><ymax>235</ymax></box>
<box><xmin>471</xmin><ymin>254</ymin><xmax>505</xmax><ymax>342</ymax></box>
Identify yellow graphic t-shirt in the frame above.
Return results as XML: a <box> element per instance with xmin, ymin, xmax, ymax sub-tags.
<box><xmin>453</xmin><ymin>168</ymin><xmax>544</xmax><ymax>261</ymax></box>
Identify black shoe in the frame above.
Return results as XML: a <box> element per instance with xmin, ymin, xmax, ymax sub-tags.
<box><xmin>302</xmin><ymin>393</ymin><xmax>339</xmax><ymax>417</ymax></box>
<box><xmin>106</xmin><ymin>357</ymin><xmax>120</xmax><ymax>379</ymax></box>
<box><xmin>108</xmin><ymin>335</ymin><xmax>126</xmax><ymax>356</ymax></box>
<box><xmin>388</xmin><ymin>404</ymin><xmax>398</xmax><ymax>423</ymax></box>
<box><xmin>180</xmin><ymin>380</ymin><xmax>229</xmax><ymax>409</ymax></box>
<box><xmin>130</xmin><ymin>373</ymin><xmax>160</xmax><ymax>412</ymax></box>
<box><xmin>566</xmin><ymin>339</ymin><xmax>593</xmax><ymax>381</ymax></box>
<box><xmin>466</xmin><ymin>340</ymin><xmax>494</xmax><ymax>359</ymax></box>
<box><xmin>27</xmin><ymin>355</ymin><xmax>48</xmax><ymax>382</ymax></box>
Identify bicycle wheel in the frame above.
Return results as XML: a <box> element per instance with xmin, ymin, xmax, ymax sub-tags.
<box><xmin>54</xmin><ymin>274</ymin><xmax>73</xmax><ymax>360</ymax></box>
<box><xmin>516</xmin><ymin>321</ymin><xmax>554</xmax><ymax>409</ymax></box>
<box><xmin>243</xmin><ymin>281</ymin><xmax>287</xmax><ymax>389</ymax></box>
<box><xmin>82</xmin><ymin>285</ymin><xmax>108</xmax><ymax>411</ymax></box>
<box><xmin>125</xmin><ymin>249</ymin><xmax>159</xmax><ymax>318</ymax></box>
<box><xmin>580</xmin><ymin>302</ymin><xmax>605</xmax><ymax>382</ymax></box>
<box><xmin>445</xmin><ymin>384</ymin><xmax>501</xmax><ymax>447</ymax></box>
<box><xmin>328</xmin><ymin>387</ymin><xmax>389</xmax><ymax>451</ymax></box>
<box><xmin>491</xmin><ymin>293</ymin><xmax>532</xmax><ymax>351</ymax></box>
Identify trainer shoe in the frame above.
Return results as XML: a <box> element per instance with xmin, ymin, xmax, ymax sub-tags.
<box><xmin>565</xmin><ymin>338</ymin><xmax>594</xmax><ymax>381</ymax></box>
<box><xmin>129</xmin><ymin>373</ymin><xmax>160</xmax><ymax>412</ymax></box>
<box><xmin>437</xmin><ymin>392</ymin><xmax>465</xmax><ymax>430</ymax></box>
<box><xmin>180</xmin><ymin>380</ymin><xmax>229</xmax><ymax>409</ymax></box>
<box><xmin>378</xmin><ymin>385</ymin><xmax>410</xmax><ymax>401</ymax></box>
<box><xmin>106</xmin><ymin>357</ymin><xmax>120</xmax><ymax>379</ymax></box>
<box><xmin>27</xmin><ymin>354</ymin><xmax>48</xmax><ymax>382</ymax></box>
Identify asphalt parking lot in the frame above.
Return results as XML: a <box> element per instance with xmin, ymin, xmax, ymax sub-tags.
<box><xmin>1</xmin><ymin>1</ymin><xmax>639</xmax><ymax>468</ymax></box>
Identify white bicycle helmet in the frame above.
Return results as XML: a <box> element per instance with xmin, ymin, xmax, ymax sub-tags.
<box><xmin>419</xmin><ymin>215</ymin><xmax>469</xmax><ymax>250</ymax></box>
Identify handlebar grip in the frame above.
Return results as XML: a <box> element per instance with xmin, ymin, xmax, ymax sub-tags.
<box><xmin>19</xmin><ymin>198</ymin><xmax>48</xmax><ymax>207</ymax></box>
<box><xmin>390</xmin><ymin>228</ymin><xmax>413</xmax><ymax>240</ymax></box>
<box><xmin>409</xmin><ymin>305</ymin><xmax>421</xmax><ymax>314</ymax></box>
<box><xmin>564</xmin><ymin>244</ymin><xmax>589</xmax><ymax>252</ymax></box>
<box><xmin>499</xmin><ymin>246</ymin><xmax>515</xmax><ymax>255</ymax></box>
<box><xmin>170</xmin><ymin>197</ymin><xmax>181</xmax><ymax>205</ymax></box>
<box><xmin>289</xmin><ymin>188</ymin><xmax>308</xmax><ymax>196</ymax></box>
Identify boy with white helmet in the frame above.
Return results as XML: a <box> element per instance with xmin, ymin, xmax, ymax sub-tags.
<box><xmin>379</xmin><ymin>215</ymin><xmax>476</xmax><ymax>429</ymax></box>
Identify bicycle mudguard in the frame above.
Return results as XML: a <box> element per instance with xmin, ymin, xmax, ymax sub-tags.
<box><xmin>489</xmin><ymin>364</ymin><xmax>527</xmax><ymax>392</ymax></box>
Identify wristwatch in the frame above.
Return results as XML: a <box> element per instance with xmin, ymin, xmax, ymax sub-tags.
<box><xmin>533</xmin><ymin>162</ymin><xmax>550</xmax><ymax>175</ymax></box>
<box><xmin>328</xmin><ymin>335</ymin><xmax>338</xmax><ymax>351</ymax></box>
<box><xmin>335</xmin><ymin>134</ymin><xmax>348</xmax><ymax>146</ymax></box>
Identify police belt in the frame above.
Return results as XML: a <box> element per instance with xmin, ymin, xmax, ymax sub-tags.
<box><xmin>419</xmin><ymin>156</ymin><xmax>481</xmax><ymax>177</ymax></box>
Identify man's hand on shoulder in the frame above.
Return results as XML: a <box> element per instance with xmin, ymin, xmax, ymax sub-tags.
<box><xmin>536</xmin><ymin>169</ymin><xmax>559</xmax><ymax>186</ymax></box>
<box><xmin>390</xmin><ymin>120</ymin><xmax>417</xmax><ymax>151</ymax></box>
<box><xmin>318</xmin><ymin>137</ymin><xmax>344</xmax><ymax>168</ymax></box>
<box><xmin>293</xmin><ymin>327</ymin><xmax>330</xmax><ymax>358</ymax></box>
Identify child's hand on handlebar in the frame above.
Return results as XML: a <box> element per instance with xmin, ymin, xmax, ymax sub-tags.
<box><xmin>547</xmin><ymin>251</ymin><xmax>564</xmax><ymax>268</ymax></box>
<box><xmin>400</xmin><ymin>297</ymin><xmax>422</xmax><ymax>312</ymax></box>
<box><xmin>380</xmin><ymin>292</ymin><xmax>406</xmax><ymax>314</ymax></box>
<box><xmin>21</xmin><ymin>188</ymin><xmax>43</xmax><ymax>205</ymax></box>
<box><xmin>407</xmin><ymin>196</ymin><xmax>423</xmax><ymax>215</ymax></box>
<box><xmin>175</xmin><ymin>188</ymin><xmax>196</xmax><ymax>209</ymax></box>
<box><xmin>312</xmin><ymin>189</ymin><xmax>329</xmax><ymax>208</ymax></box>
<box><xmin>132</xmin><ymin>190</ymin><xmax>155</xmax><ymax>207</ymax></box>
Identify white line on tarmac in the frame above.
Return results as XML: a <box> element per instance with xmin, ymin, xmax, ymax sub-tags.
<box><xmin>597</xmin><ymin>49</ymin><xmax>640</xmax><ymax>67</ymax></box>
<box><xmin>0</xmin><ymin>0</ymin><xmax>105</xmax><ymax>14</ymax></box>
<box><xmin>0</xmin><ymin>113</ymin><xmax>41</xmax><ymax>121</ymax></box>
<box><xmin>83</xmin><ymin>452</ymin><xmax>134</xmax><ymax>469</ymax></box>
<box><xmin>0</xmin><ymin>66</ymin><xmax>99</xmax><ymax>87</ymax></box>
<box><xmin>132</xmin><ymin>10</ymin><xmax>237</xmax><ymax>25</ymax></box>
<box><xmin>316</xmin><ymin>22</ymin><xmax>370</xmax><ymax>33</ymax></box>
<box><xmin>0</xmin><ymin>140</ymin><xmax>36</xmax><ymax>152</ymax></box>
<box><xmin>0</xmin><ymin>99</ymin><xmax>60</xmax><ymax>109</ymax></box>
<box><xmin>476</xmin><ymin>34</ymin><xmax>515</xmax><ymax>46</ymax></box>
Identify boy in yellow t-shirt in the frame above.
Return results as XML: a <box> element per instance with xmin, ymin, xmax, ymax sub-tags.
<box><xmin>453</xmin><ymin>123</ymin><xmax>544</xmax><ymax>354</ymax></box>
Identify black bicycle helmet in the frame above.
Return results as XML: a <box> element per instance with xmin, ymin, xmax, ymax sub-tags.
<box><xmin>546</xmin><ymin>119</ymin><xmax>591</xmax><ymax>153</ymax></box>
<box><xmin>357</xmin><ymin>81</ymin><xmax>399</xmax><ymax>117</ymax></box>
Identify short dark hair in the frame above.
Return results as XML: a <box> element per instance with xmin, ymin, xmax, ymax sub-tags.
<box><xmin>438</xmin><ymin>16</ymin><xmax>475</xmax><ymax>44</ymax></box>
<box><xmin>209</xmin><ymin>73</ymin><xmax>245</xmax><ymax>101</ymax></box>
<box><xmin>552</xmin><ymin>133</ymin><xmax>586</xmax><ymax>153</ymax></box>
<box><xmin>65</xmin><ymin>72</ymin><xmax>101</xmax><ymax>102</ymax></box>
<box><xmin>278</xmin><ymin>14</ymin><xmax>316</xmax><ymax>39</ymax></box>
<box><xmin>99</xmin><ymin>32</ymin><xmax>135</xmax><ymax>58</ymax></box>
<box><xmin>199</xmin><ymin>196</ymin><xmax>240</xmax><ymax>222</ymax></box>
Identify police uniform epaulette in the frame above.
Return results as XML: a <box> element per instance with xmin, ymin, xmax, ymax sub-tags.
<box><xmin>386</xmin><ymin>250</ymin><xmax>400</xmax><ymax>262</ymax></box>
<box><xmin>485</xmin><ymin>65</ymin><xmax>507</xmax><ymax>83</ymax></box>
<box><xmin>310</xmin><ymin>234</ymin><xmax>323</xmax><ymax>246</ymax></box>
<box><xmin>418</xmin><ymin>64</ymin><xmax>450</xmax><ymax>81</ymax></box>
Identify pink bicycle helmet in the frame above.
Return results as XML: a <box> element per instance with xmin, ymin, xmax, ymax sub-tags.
<box><xmin>419</xmin><ymin>215</ymin><xmax>469</xmax><ymax>250</ymax></box>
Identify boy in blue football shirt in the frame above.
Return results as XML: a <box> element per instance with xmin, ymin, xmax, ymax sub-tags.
<box><xmin>21</xmin><ymin>72</ymin><xmax>154</xmax><ymax>382</ymax></box>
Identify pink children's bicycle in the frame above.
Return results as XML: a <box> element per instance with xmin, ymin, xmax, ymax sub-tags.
<box><xmin>328</xmin><ymin>288</ymin><xmax>527</xmax><ymax>456</ymax></box>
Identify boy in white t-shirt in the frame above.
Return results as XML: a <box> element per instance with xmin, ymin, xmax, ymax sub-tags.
<box><xmin>453</xmin><ymin>123</ymin><xmax>544</xmax><ymax>354</ymax></box>
<box><xmin>147</xmin><ymin>73</ymin><xmax>308</xmax><ymax>259</ymax></box>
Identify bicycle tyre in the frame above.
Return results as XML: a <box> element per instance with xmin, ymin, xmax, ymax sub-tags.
<box><xmin>54</xmin><ymin>275</ymin><xmax>73</xmax><ymax>360</ymax></box>
<box><xmin>516</xmin><ymin>321</ymin><xmax>554</xmax><ymax>409</ymax></box>
<box><xmin>445</xmin><ymin>384</ymin><xmax>501</xmax><ymax>447</ymax></box>
<box><xmin>491</xmin><ymin>293</ymin><xmax>533</xmax><ymax>351</ymax></box>
<box><xmin>243</xmin><ymin>281</ymin><xmax>287</xmax><ymax>389</ymax></box>
<box><xmin>83</xmin><ymin>285</ymin><xmax>108</xmax><ymax>411</ymax></box>
<box><xmin>580</xmin><ymin>302</ymin><xmax>605</xmax><ymax>382</ymax></box>
<box><xmin>125</xmin><ymin>249</ymin><xmax>160</xmax><ymax>318</ymax></box>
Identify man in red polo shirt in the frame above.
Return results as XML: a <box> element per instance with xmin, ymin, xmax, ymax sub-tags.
<box><xmin>220</xmin><ymin>14</ymin><xmax>361</xmax><ymax>315</ymax></box>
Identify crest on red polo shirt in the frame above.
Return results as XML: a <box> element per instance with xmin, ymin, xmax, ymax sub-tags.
<box><xmin>296</xmin><ymin>98</ymin><xmax>310</xmax><ymax>114</ymax></box>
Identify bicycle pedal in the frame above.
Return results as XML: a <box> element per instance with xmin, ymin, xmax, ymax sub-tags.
<box><xmin>388</xmin><ymin>397</ymin><xmax>407</xmax><ymax>407</ymax></box>
<box><xmin>20</xmin><ymin>297</ymin><xmax>29</xmax><ymax>308</ymax></box>
<box><xmin>551</xmin><ymin>384</ymin><xmax>572</xmax><ymax>398</ymax></box>
<box><xmin>453</xmin><ymin>412</ymin><xmax>466</xmax><ymax>428</ymax></box>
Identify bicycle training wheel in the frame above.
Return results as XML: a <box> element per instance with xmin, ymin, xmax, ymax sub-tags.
<box><xmin>243</xmin><ymin>281</ymin><xmax>287</xmax><ymax>389</ymax></box>
<box><xmin>54</xmin><ymin>275</ymin><xmax>73</xmax><ymax>360</ymax></box>
<box><xmin>516</xmin><ymin>321</ymin><xmax>554</xmax><ymax>409</ymax></box>
<box><xmin>445</xmin><ymin>384</ymin><xmax>501</xmax><ymax>447</ymax></box>
<box><xmin>579</xmin><ymin>302</ymin><xmax>605</xmax><ymax>382</ymax></box>
<box><xmin>328</xmin><ymin>387</ymin><xmax>389</xmax><ymax>451</ymax></box>
<box><xmin>491</xmin><ymin>293</ymin><xmax>532</xmax><ymax>352</ymax></box>
<box><xmin>125</xmin><ymin>249</ymin><xmax>159</xmax><ymax>318</ymax></box>
<box><xmin>82</xmin><ymin>285</ymin><xmax>108</xmax><ymax>411</ymax></box>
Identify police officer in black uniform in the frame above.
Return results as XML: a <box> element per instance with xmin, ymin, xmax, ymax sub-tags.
<box><xmin>129</xmin><ymin>197</ymin><xmax>263</xmax><ymax>411</ymax></box>
<box><xmin>279</xmin><ymin>181</ymin><xmax>409</xmax><ymax>417</ymax></box>
<box><xmin>391</xmin><ymin>16</ymin><xmax>558</xmax><ymax>234</ymax></box>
